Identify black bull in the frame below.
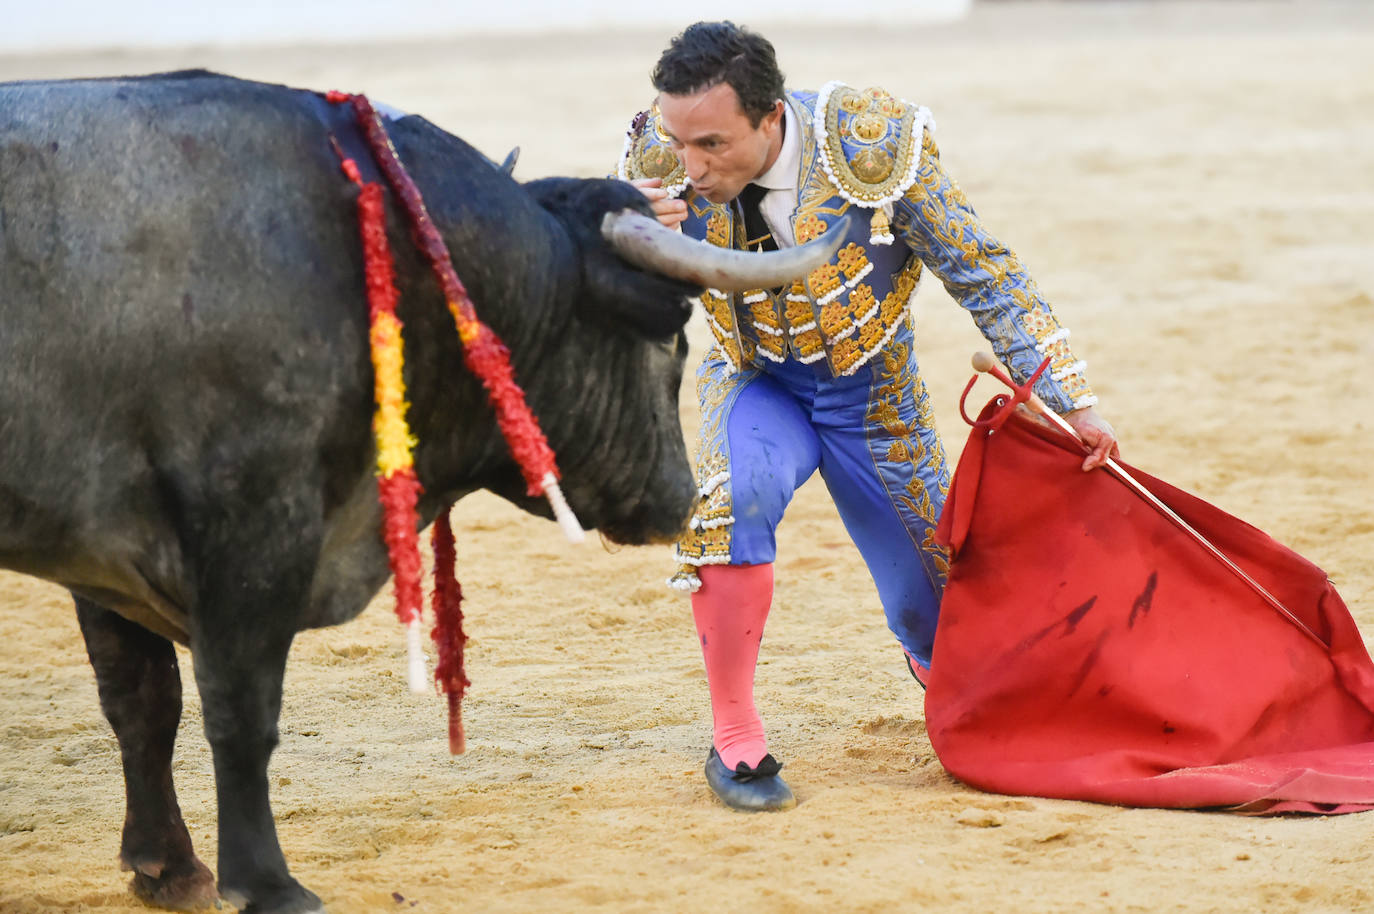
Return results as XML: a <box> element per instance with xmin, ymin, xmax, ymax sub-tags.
<box><xmin>0</xmin><ymin>72</ymin><xmax>844</xmax><ymax>913</ymax></box>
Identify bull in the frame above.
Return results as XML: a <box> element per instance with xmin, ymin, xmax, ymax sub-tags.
<box><xmin>0</xmin><ymin>71</ymin><xmax>844</xmax><ymax>913</ymax></box>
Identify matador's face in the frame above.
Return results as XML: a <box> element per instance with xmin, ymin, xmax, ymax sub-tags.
<box><xmin>656</xmin><ymin>82</ymin><xmax>783</xmax><ymax>206</ymax></box>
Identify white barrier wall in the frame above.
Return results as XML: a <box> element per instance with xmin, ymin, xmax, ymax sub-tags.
<box><xmin>3</xmin><ymin>0</ymin><xmax>971</xmax><ymax>53</ymax></box>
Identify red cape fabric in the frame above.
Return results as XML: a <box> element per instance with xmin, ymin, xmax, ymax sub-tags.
<box><xmin>927</xmin><ymin>395</ymin><xmax>1374</xmax><ymax>814</ymax></box>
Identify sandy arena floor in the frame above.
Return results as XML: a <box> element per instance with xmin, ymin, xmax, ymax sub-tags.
<box><xmin>3</xmin><ymin>3</ymin><xmax>1373</xmax><ymax>912</ymax></box>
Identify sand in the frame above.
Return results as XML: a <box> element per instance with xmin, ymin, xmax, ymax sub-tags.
<box><xmin>3</xmin><ymin>2</ymin><xmax>1373</xmax><ymax>912</ymax></box>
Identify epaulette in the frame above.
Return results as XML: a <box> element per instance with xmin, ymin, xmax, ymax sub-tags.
<box><xmin>813</xmin><ymin>81</ymin><xmax>935</xmax><ymax>244</ymax></box>
<box><xmin>617</xmin><ymin>106</ymin><xmax>688</xmax><ymax>198</ymax></box>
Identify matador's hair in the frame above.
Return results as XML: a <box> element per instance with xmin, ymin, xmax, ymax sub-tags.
<box><xmin>651</xmin><ymin>21</ymin><xmax>785</xmax><ymax>127</ymax></box>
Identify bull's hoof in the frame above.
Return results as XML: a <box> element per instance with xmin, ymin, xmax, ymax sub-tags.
<box><xmin>128</xmin><ymin>856</ymin><xmax>218</xmax><ymax>911</ymax></box>
<box><xmin>704</xmin><ymin>746</ymin><xmax>796</xmax><ymax>812</ymax></box>
<box><xmin>221</xmin><ymin>880</ymin><xmax>325</xmax><ymax>914</ymax></box>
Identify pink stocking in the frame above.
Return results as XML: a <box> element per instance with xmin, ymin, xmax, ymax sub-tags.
<box><xmin>692</xmin><ymin>563</ymin><xmax>774</xmax><ymax>770</ymax></box>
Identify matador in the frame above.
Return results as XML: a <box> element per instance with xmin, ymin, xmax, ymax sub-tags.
<box><xmin>618</xmin><ymin>21</ymin><xmax>1118</xmax><ymax>811</ymax></box>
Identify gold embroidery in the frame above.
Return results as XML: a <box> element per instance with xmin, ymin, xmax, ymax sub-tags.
<box><xmin>695</xmin><ymin>527</ymin><xmax>732</xmax><ymax>552</ymax></box>
<box><xmin>867</xmin><ymin>341</ymin><xmax>951</xmax><ymax>582</ymax></box>
<box><xmin>819</xmin><ymin>301</ymin><xmax>853</xmax><ymax>339</ymax></box>
<box><xmin>858</xmin><ymin>316</ymin><xmax>885</xmax><ymax>349</ymax></box>
<box><xmin>849</xmin><ymin>283</ymin><xmax>878</xmax><ymax>321</ymax></box>
<box><xmin>717</xmin><ymin>337</ymin><xmax>741</xmax><ymax>368</ymax></box>
<box><xmin>694</xmin><ymin>470</ymin><xmax>732</xmax><ymax>530</ymax></box>
<box><xmin>784</xmin><ymin>297</ymin><xmax>813</xmax><ymax>327</ymax></box>
<box><xmin>869</xmin><ymin>398</ymin><xmax>909</xmax><ymax>438</ymax></box>
<box><xmin>699</xmin><ymin>290</ymin><xmax>743</xmax><ymax>369</ymax></box>
<box><xmin>879</xmin><ymin>289</ymin><xmax>906</xmax><ymax>325</ymax></box>
<box><xmin>866</xmin><ymin>87</ymin><xmax>906</xmax><ymax>119</ymax></box>
<box><xmin>757</xmin><ymin>331</ymin><xmax>787</xmax><ymax>360</ymax></box>
<box><xmin>850</xmin><ymin>112</ymin><xmax>888</xmax><ymax>144</ymax></box>
<box><xmin>620</xmin><ymin>105</ymin><xmax>687</xmax><ymax>193</ymax></box>
<box><xmin>749</xmin><ymin>298</ymin><xmax>780</xmax><ymax>329</ymax></box>
<box><xmin>1021</xmin><ymin>303</ymin><xmax>1092</xmax><ymax>404</ymax></box>
<box><xmin>706</xmin><ymin>210</ymin><xmax>730</xmax><ymax>247</ymax></box>
<box><xmin>809</xmin><ymin>262</ymin><xmax>842</xmax><ymax>301</ymax></box>
<box><xmin>1020</xmin><ymin>304</ymin><xmax>1058</xmax><ymax>338</ymax></box>
<box><xmin>1060</xmin><ymin>376</ymin><xmax>1095</xmax><ymax>405</ymax></box>
<box><xmin>740</xmin><ymin>280</ymin><xmax>787</xmax><ymax>360</ymax></box>
<box><xmin>923</xmin><ymin>528</ymin><xmax>950</xmax><ymax>579</ymax></box>
<box><xmin>674</xmin><ymin>365</ymin><xmax>738</xmax><ymax>569</ymax></box>
<box><xmin>836</xmin><ymin>243</ymin><xmax>870</xmax><ymax>282</ymax></box>
<box><xmin>851</xmin><ymin>147</ymin><xmax>895</xmax><ymax>184</ymax></box>
<box><xmin>797</xmin><ymin>174</ymin><xmax>844</xmax><ymax>221</ymax></box>
<box><xmin>640</xmin><ymin>145</ymin><xmax>680</xmax><ymax>179</ymax></box>
<box><xmin>839</xmin><ymin>89</ymin><xmax>868</xmax><ymax>114</ymax></box>
<box><xmin>693</xmin><ymin>204</ymin><xmax>753</xmax><ymax>370</ymax></box>
<box><xmin>832</xmin><ymin>337</ymin><xmax>861</xmax><ymax>374</ymax></box>
<box><xmin>820</xmin><ymin>83</ymin><xmax>922</xmax><ymax>205</ymax></box>
<box><xmin>794</xmin><ymin>327</ymin><xmax>826</xmax><ymax>360</ymax></box>
<box><xmin>795</xmin><ymin>212</ymin><xmax>827</xmax><ymax>244</ymax></box>
<box><xmin>893</xmin><ymin>258</ymin><xmax>921</xmax><ymax>298</ymax></box>
<box><xmin>700</xmin><ymin>291</ymin><xmax>734</xmax><ymax>330</ymax></box>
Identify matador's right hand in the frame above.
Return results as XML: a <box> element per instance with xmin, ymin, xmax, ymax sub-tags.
<box><xmin>629</xmin><ymin>177</ymin><xmax>688</xmax><ymax>230</ymax></box>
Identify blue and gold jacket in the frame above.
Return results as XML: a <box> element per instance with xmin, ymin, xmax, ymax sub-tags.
<box><xmin>618</xmin><ymin>81</ymin><xmax>1097</xmax><ymax>414</ymax></box>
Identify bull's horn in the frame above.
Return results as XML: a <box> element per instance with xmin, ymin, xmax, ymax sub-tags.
<box><xmin>499</xmin><ymin>147</ymin><xmax>519</xmax><ymax>176</ymax></box>
<box><xmin>601</xmin><ymin>209</ymin><xmax>851</xmax><ymax>293</ymax></box>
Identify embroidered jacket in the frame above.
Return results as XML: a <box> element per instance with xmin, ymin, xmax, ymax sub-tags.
<box><xmin>618</xmin><ymin>81</ymin><xmax>1097</xmax><ymax>413</ymax></box>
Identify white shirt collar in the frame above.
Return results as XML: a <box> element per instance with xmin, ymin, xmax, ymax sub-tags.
<box><xmin>753</xmin><ymin>100</ymin><xmax>800</xmax><ymax>192</ymax></box>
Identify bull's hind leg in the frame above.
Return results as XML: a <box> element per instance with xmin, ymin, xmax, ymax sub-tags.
<box><xmin>75</xmin><ymin>595</ymin><xmax>218</xmax><ymax>910</ymax></box>
<box><xmin>188</xmin><ymin>514</ymin><xmax>325</xmax><ymax>914</ymax></box>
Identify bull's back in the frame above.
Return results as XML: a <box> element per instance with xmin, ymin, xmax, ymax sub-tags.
<box><xmin>0</xmin><ymin>73</ymin><xmax>373</xmax><ymax>618</ymax></box>
<box><xmin>0</xmin><ymin>72</ymin><xmax>364</xmax><ymax>353</ymax></box>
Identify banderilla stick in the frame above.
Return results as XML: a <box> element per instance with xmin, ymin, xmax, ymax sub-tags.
<box><xmin>970</xmin><ymin>351</ymin><xmax>1324</xmax><ymax>648</ymax></box>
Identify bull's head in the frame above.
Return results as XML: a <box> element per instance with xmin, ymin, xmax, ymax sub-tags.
<box><xmin>485</xmin><ymin>177</ymin><xmax>845</xmax><ymax>546</ymax></box>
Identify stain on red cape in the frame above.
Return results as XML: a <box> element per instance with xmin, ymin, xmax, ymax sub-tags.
<box><xmin>928</xmin><ymin>395</ymin><xmax>1374</xmax><ymax>814</ymax></box>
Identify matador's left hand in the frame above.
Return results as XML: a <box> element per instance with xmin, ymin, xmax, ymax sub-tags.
<box><xmin>1064</xmin><ymin>406</ymin><xmax>1120</xmax><ymax>472</ymax></box>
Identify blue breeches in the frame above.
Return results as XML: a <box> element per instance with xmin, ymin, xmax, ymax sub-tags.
<box><xmin>678</xmin><ymin>340</ymin><xmax>952</xmax><ymax>665</ymax></box>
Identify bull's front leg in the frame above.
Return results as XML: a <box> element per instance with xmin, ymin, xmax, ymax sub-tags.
<box><xmin>75</xmin><ymin>595</ymin><xmax>218</xmax><ymax>910</ymax></box>
<box><xmin>188</xmin><ymin>501</ymin><xmax>326</xmax><ymax>914</ymax></box>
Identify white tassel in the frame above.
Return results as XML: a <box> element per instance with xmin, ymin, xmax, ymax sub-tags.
<box><xmin>666</xmin><ymin>573</ymin><xmax>702</xmax><ymax>593</ymax></box>
<box><xmin>542</xmin><ymin>472</ymin><xmax>584</xmax><ymax>543</ymax></box>
<box><xmin>406</xmin><ymin>619</ymin><xmax>428</xmax><ymax>694</ymax></box>
<box><xmin>699</xmin><ymin>471</ymin><xmax>730</xmax><ymax>497</ymax></box>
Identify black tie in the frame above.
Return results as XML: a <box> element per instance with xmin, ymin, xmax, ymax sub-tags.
<box><xmin>737</xmin><ymin>183</ymin><xmax>777</xmax><ymax>252</ymax></box>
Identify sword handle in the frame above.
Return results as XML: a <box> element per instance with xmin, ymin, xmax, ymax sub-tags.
<box><xmin>971</xmin><ymin>351</ymin><xmax>1057</xmax><ymax>422</ymax></box>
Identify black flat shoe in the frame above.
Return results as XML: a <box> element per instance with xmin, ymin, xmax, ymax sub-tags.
<box><xmin>704</xmin><ymin>747</ymin><xmax>796</xmax><ymax>812</ymax></box>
